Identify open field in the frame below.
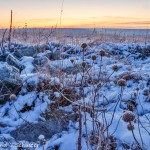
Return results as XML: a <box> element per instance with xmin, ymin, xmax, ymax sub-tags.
<box><xmin>0</xmin><ymin>28</ymin><xmax>150</xmax><ymax>150</ymax></box>
<box><xmin>0</xmin><ymin>28</ymin><xmax>150</xmax><ymax>45</ymax></box>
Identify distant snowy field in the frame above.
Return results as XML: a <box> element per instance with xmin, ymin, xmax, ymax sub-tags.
<box><xmin>0</xmin><ymin>28</ymin><xmax>150</xmax><ymax>45</ymax></box>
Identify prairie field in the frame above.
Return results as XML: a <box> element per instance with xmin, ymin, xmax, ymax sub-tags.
<box><xmin>0</xmin><ymin>27</ymin><xmax>150</xmax><ymax>150</ymax></box>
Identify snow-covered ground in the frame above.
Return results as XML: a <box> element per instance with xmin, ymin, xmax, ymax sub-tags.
<box><xmin>0</xmin><ymin>41</ymin><xmax>150</xmax><ymax>150</ymax></box>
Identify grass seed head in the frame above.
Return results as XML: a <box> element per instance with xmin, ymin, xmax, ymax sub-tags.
<box><xmin>10</xmin><ymin>94</ymin><xmax>17</xmax><ymax>101</ymax></box>
<box><xmin>70</xmin><ymin>59</ymin><xmax>75</xmax><ymax>63</ymax></box>
<box><xmin>82</xmin><ymin>61</ymin><xmax>87</xmax><ymax>68</ymax></box>
<box><xmin>99</xmin><ymin>49</ymin><xmax>107</xmax><ymax>57</ymax></box>
<box><xmin>81</xmin><ymin>43</ymin><xmax>87</xmax><ymax>49</ymax></box>
<box><xmin>117</xmin><ymin>79</ymin><xmax>126</xmax><ymax>86</ymax></box>
<box><xmin>127</xmin><ymin>123</ymin><xmax>134</xmax><ymax>131</ymax></box>
<box><xmin>91</xmin><ymin>55</ymin><xmax>97</xmax><ymax>61</ymax></box>
<box><xmin>112</xmin><ymin>65</ymin><xmax>119</xmax><ymax>72</ymax></box>
<box><xmin>122</xmin><ymin>110</ymin><xmax>135</xmax><ymax>122</ymax></box>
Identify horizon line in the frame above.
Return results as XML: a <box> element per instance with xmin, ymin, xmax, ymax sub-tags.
<box><xmin>0</xmin><ymin>27</ymin><xmax>150</xmax><ymax>30</ymax></box>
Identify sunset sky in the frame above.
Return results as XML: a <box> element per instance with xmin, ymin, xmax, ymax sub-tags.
<box><xmin>0</xmin><ymin>0</ymin><xmax>150</xmax><ymax>29</ymax></box>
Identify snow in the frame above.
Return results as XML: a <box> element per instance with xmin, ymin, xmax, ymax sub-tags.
<box><xmin>54</xmin><ymin>92</ymin><xmax>61</xmax><ymax>98</ymax></box>
<box><xmin>38</xmin><ymin>135</ymin><xmax>45</xmax><ymax>140</ymax></box>
<box><xmin>20</xmin><ymin>56</ymin><xmax>35</xmax><ymax>75</ymax></box>
<box><xmin>0</xmin><ymin>41</ymin><xmax>150</xmax><ymax>149</ymax></box>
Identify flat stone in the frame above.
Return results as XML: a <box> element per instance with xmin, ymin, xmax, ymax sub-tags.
<box><xmin>11</xmin><ymin>110</ymin><xmax>77</xmax><ymax>142</ymax></box>
<box><xmin>6</xmin><ymin>54</ymin><xmax>24</xmax><ymax>70</ymax></box>
<box><xmin>14</xmin><ymin>46</ymin><xmax>36</xmax><ymax>58</ymax></box>
<box><xmin>0</xmin><ymin>63</ymin><xmax>22</xmax><ymax>103</ymax></box>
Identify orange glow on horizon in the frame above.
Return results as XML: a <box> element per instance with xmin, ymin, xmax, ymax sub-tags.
<box><xmin>0</xmin><ymin>0</ymin><xmax>150</xmax><ymax>29</ymax></box>
<box><xmin>1</xmin><ymin>19</ymin><xmax>150</xmax><ymax>29</ymax></box>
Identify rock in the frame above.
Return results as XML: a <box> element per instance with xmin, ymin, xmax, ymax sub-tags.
<box><xmin>44</xmin><ymin>51</ymin><xmax>53</xmax><ymax>59</ymax></box>
<box><xmin>61</xmin><ymin>53</ymin><xmax>69</xmax><ymax>59</ymax></box>
<box><xmin>0</xmin><ymin>135</ymin><xmax>14</xmax><ymax>143</ymax></box>
<box><xmin>0</xmin><ymin>55</ymin><xmax>7</xmax><ymax>62</ymax></box>
<box><xmin>143</xmin><ymin>88</ymin><xmax>150</xmax><ymax>96</ymax></box>
<box><xmin>0</xmin><ymin>63</ymin><xmax>22</xmax><ymax>103</ymax></box>
<box><xmin>136</xmin><ymin>45</ymin><xmax>150</xmax><ymax>59</ymax></box>
<box><xmin>6</xmin><ymin>54</ymin><xmax>24</xmax><ymax>70</ymax></box>
<box><xmin>14</xmin><ymin>46</ymin><xmax>36</xmax><ymax>58</ymax></box>
<box><xmin>66</xmin><ymin>48</ymin><xmax>79</xmax><ymax>54</ymax></box>
<box><xmin>40</xmin><ymin>44</ymin><xmax>50</xmax><ymax>50</ymax></box>
<box><xmin>33</xmin><ymin>56</ymin><xmax>44</xmax><ymax>66</ymax></box>
<box><xmin>11</xmin><ymin>120</ymin><xmax>67</xmax><ymax>142</ymax></box>
<box><xmin>11</xmin><ymin>110</ymin><xmax>77</xmax><ymax>142</ymax></box>
<box><xmin>34</xmin><ymin>51</ymin><xmax>52</xmax><ymax>66</ymax></box>
<box><xmin>50</xmin><ymin>51</ymin><xmax>61</xmax><ymax>60</ymax></box>
<box><xmin>64</xmin><ymin>63</ymin><xmax>91</xmax><ymax>74</ymax></box>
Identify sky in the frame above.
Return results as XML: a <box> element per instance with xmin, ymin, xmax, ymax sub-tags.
<box><xmin>0</xmin><ymin>0</ymin><xmax>150</xmax><ymax>29</ymax></box>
